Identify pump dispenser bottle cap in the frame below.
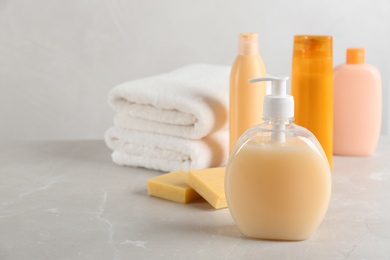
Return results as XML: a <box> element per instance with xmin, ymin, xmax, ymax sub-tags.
<box><xmin>249</xmin><ymin>76</ymin><xmax>294</xmax><ymax>143</ymax></box>
<box><xmin>249</xmin><ymin>76</ymin><xmax>294</xmax><ymax>118</ymax></box>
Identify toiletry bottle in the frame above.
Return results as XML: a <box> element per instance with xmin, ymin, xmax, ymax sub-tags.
<box><xmin>291</xmin><ymin>35</ymin><xmax>333</xmax><ymax>167</ymax></box>
<box><xmin>229</xmin><ymin>33</ymin><xmax>267</xmax><ymax>151</ymax></box>
<box><xmin>225</xmin><ymin>76</ymin><xmax>331</xmax><ymax>241</ymax></box>
<box><xmin>333</xmin><ymin>48</ymin><xmax>382</xmax><ymax>156</ymax></box>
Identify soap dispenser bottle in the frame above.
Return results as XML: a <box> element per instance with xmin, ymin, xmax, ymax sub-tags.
<box><xmin>229</xmin><ymin>33</ymin><xmax>267</xmax><ymax>151</ymax></box>
<box><xmin>333</xmin><ymin>48</ymin><xmax>382</xmax><ymax>156</ymax></box>
<box><xmin>225</xmin><ymin>76</ymin><xmax>331</xmax><ymax>241</ymax></box>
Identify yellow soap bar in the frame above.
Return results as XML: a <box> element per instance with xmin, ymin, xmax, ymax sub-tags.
<box><xmin>147</xmin><ymin>170</ymin><xmax>201</xmax><ymax>204</ymax></box>
<box><xmin>187</xmin><ymin>167</ymin><xmax>227</xmax><ymax>209</ymax></box>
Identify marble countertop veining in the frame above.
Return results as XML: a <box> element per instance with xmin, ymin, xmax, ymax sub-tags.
<box><xmin>0</xmin><ymin>138</ymin><xmax>390</xmax><ymax>260</ymax></box>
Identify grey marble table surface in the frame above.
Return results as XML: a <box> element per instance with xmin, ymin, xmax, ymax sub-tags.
<box><xmin>0</xmin><ymin>138</ymin><xmax>389</xmax><ymax>260</ymax></box>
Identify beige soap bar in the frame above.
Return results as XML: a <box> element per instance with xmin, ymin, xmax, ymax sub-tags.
<box><xmin>147</xmin><ymin>170</ymin><xmax>201</xmax><ymax>204</ymax></box>
<box><xmin>187</xmin><ymin>167</ymin><xmax>227</xmax><ymax>209</ymax></box>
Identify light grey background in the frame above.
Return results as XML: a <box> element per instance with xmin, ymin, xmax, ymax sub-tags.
<box><xmin>1</xmin><ymin>0</ymin><xmax>389</xmax><ymax>140</ymax></box>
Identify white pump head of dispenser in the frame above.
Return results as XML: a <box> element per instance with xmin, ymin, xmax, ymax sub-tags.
<box><xmin>249</xmin><ymin>76</ymin><xmax>294</xmax><ymax>143</ymax></box>
<box><xmin>249</xmin><ymin>76</ymin><xmax>294</xmax><ymax>119</ymax></box>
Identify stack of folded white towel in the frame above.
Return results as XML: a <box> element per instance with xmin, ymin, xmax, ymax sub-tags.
<box><xmin>104</xmin><ymin>64</ymin><xmax>230</xmax><ymax>172</ymax></box>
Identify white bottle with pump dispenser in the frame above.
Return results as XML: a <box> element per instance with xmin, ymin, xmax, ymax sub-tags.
<box><xmin>225</xmin><ymin>76</ymin><xmax>331</xmax><ymax>241</ymax></box>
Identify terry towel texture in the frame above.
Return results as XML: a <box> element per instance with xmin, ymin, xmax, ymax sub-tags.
<box><xmin>105</xmin><ymin>127</ymin><xmax>228</xmax><ymax>172</ymax></box>
<box><xmin>108</xmin><ymin>64</ymin><xmax>230</xmax><ymax>139</ymax></box>
<box><xmin>105</xmin><ymin>64</ymin><xmax>230</xmax><ymax>172</ymax></box>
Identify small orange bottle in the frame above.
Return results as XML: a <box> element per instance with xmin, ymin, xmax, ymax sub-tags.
<box><xmin>291</xmin><ymin>35</ymin><xmax>333</xmax><ymax>167</ymax></box>
<box><xmin>333</xmin><ymin>48</ymin><xmax>382</xmax><ymax>156</ymax></box>
<box><xmin>229</xmin><ymin>33</ymin><xmax>267</xmax><ymax>151</ymax></box>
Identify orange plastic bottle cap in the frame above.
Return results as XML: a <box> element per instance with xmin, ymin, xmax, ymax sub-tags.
<box><xmin>346</xmin><ymin>48</ymin><xmax>365</xmax><ymax>64</ymax></box>
<box><xmin>293</xmin><ymin>35</ymin><xmax>332</xmax><ymax>59</ymax></box>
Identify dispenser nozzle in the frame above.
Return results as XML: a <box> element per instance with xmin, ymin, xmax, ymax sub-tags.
<box><xmin>249</xmin><ymin>76</ymin><xmax>294</xmax><ymax>143</ymax></box>
<box><xmin>249</xmin><ymin>76</ymin><xmax>288</xmax><ymax>96</ymax></box>
<box><xmin>249</xmin><ymin>76</ymin><xmax>294</xmax><ymax>119</ymax></box>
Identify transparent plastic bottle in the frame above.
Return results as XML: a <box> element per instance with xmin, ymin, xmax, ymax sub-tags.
<box><xmin>225</xmin><ymin>76</ymin><xmax>331</xmax><ymax>241</ymax></box>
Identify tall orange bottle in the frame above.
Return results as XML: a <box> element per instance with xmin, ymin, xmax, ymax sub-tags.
<box><xmin>333</xmin><ymin>48</ymin><xmax>382</xmax><ymax>156</ymax></box>
<box><xmin>291</xmin><ymin>35</ymin><xmax>333</xmax><ymax>167</ymax></box>
<box><xmin>229</xmin><ymin>33</ymin><xmax>267</xmax><ymax>151</ymax></box>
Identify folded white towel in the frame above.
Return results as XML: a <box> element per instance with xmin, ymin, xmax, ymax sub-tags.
<box><xmin>108</xmin><ymin>64</ymin><xmax>230</xmax><ymax>139</ymax></box>
<box><xmin>104</xmin><ymin>127</ymin><xmax>228</xmax><ymax>172</ymax></box>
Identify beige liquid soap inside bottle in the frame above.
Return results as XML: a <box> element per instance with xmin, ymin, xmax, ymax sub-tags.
<box><xmin>225</xmin><ymin>76</ymin><xmax>331</xmax><ymax>241</ymax></box>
